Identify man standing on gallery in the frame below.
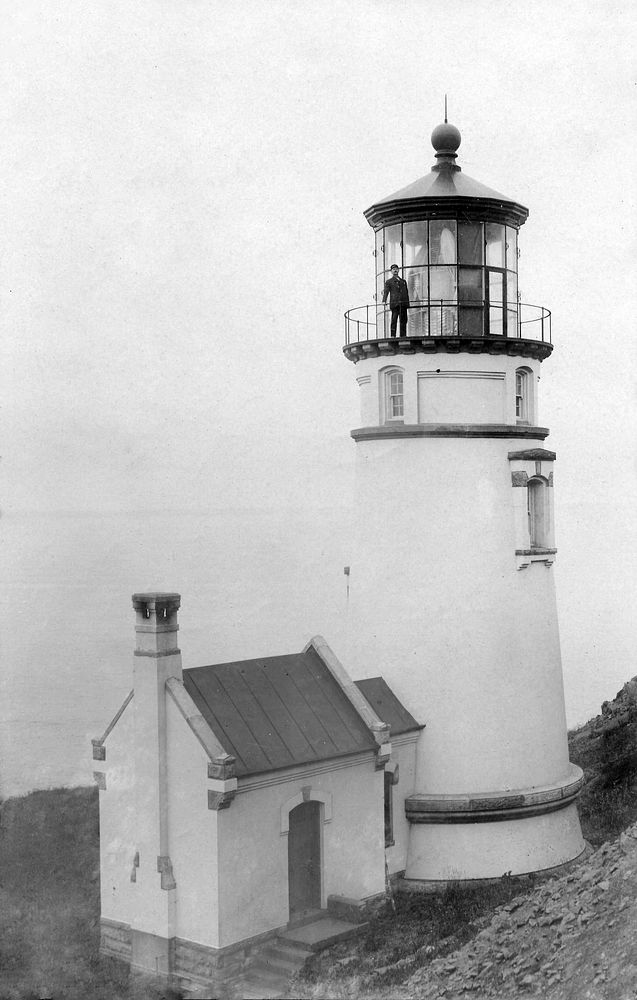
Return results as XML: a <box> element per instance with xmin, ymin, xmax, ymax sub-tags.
<box><xmin>382</xmin><ymin>264</ymin><xmax>410</xmax><ymax>337</ymax></box>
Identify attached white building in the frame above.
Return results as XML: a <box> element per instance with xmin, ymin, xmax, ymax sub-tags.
<box><xmin>93</xmin><ymin>592</ymin><xmax>421</xmax><ymax>992</ymax></box>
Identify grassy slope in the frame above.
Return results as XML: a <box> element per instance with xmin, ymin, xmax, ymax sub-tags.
<box><xmin>569</xmin><ymin>678</ymin><xmax>637</xmax><ymax>845</ymax></box>
<box><xmin>297</xmin><ymin>879</ymin><xmax>544</xmax><ymax>998</ymax></box>
<box><xmin>0</xmin><ymin>787</ymin><xmax>176</xmax><ymax>1000</ymax></box>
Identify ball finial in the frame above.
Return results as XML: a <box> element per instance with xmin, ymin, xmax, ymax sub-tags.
<box><xmin>431</xmin><ymin>122</ymin><xmax>462</xmax><ymax>156</ymax></box>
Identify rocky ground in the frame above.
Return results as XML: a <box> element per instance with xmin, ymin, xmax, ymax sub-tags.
<box><xmin>396</xmin><ymin>824</ymin><xmax>637</xmax><ymax>999</ymax></box>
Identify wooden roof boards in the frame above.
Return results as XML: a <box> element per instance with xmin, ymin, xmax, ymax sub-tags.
<box><xmin>183</xmin><ymin>646</ymin><xmax>379</xmax><ymax>778</ymax></box>
<box><xmin>354</xmin><ymin>678</ymin><xmax>422</xmax><ymax>737</ymax></box>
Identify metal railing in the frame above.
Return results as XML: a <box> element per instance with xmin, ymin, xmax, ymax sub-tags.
<box><xmin>344</xmin><ymin>301</ymin><xmax>551</xmax><ymax>346</ymax></box>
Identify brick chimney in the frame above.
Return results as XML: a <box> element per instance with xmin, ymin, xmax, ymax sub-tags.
<box><xmin>130</xmin><ymin>592</ymin><xmax>182</xmax><ymax>975</ymax></box>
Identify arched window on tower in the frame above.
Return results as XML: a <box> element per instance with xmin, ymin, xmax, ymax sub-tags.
<box><xmin>527</xmin><ymin>477</ymin><xmax>549</xmax><ymax>548</ymax></box>
<box><xmin>515</xmin><ymin>367</ymin><xmax>534</xmax><ymax>424</ymax></box>
<box><xmin>382</xmin><ymin>367</ymin><xmax>405</xmax><ymax>423</ymax></box>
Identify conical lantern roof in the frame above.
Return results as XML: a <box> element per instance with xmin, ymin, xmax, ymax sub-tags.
<box><xmin>364</xmin><ymin>122</ymin><xmax>529</xmax><ymax>230</ymax></box>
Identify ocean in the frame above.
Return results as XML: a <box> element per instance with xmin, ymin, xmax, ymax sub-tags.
<box><xmin>0</xmin><ymin>508</ymin><xmax>352</xmax><ymax>798</ymax></box>
<box><xmin>1</xmin><ymin>505</ymin><xmax>631</xmax><ymax>798</ymax></box>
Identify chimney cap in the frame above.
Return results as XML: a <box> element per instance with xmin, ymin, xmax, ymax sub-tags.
<box><xmin>132</xmin><ymin>592</ymin><xmax>181</xmax><ymax>611</ymax></box>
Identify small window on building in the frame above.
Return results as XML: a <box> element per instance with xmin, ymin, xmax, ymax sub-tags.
<box><xmin>384</xmin><ymin>771</ymin><xmax>394</xmax><ymax>847</ymax></box>
<box><xmin>384</xmin><ymin>369</ymin><xmax>404</xmax><ymax>421</ymax></box>
<box><xmin>515</xmin><ymin>367</ymin><xmax>533</xmax><ymax>423</ymax></box>
<box><xmin>527</xmin><ymin>477</ymin><xmax>548</xmax><ymax>548</ymax></box>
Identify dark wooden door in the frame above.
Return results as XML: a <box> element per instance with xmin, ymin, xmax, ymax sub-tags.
<box><xmin>288</xmin><ymin>801</ymin><xmax>321</xmax><ymax>919</ymax></box>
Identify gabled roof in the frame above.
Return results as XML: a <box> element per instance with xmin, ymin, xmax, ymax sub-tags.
<box><xmin>354</xmin><ymin>677</ymin><xmax>422</xmax><ymax>737</ymax></box>
<box><xmin>95</xmin><ymin>638</ymin><xmax>422</xmax><ymax>781</ymax></box>
<box><xmin>183</xmin><ymin>644</ymin><xmax>382</xmax><ymax>778</ymax></box>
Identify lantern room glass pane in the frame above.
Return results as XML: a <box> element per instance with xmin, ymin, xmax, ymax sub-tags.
<box><xmin>429</xmin><ymin>220</ymin><xmax>457</xmax><ymax>264</ymax></box>
<box><xmin>506</xmin><ymin>226</ymin><xmax>518</xmax><ymax>272</ymax></box>
<box><xmin>486</xmin><ymin>223</ymin><xmax>505</xmax><ymax>267</ymax></box>
<box><xmin>430</xmin><ymin>306</ymin><xmax>457</xmax><ymax>337</ymax></box>
<box><xmin>490</xmin><ymin>307</ymin><xmax>504</xmax><ymax>336</ymax></box>
<box><xmin>430</xmin><ymin>266</ymin><xmax>457</xmax><ymax>303</ymax></box>
<box><xmin>405</xmin><ymin>267</ymin><xmax>427</xmax><ymax>303</ymax></box>
<box><xmin>385</xmin><ymin>224</ymin><xmax>402</xmax><ymax>269</ymax></box>
<box><xmin>488</xmin><ymin>271</ymin><xmax>503</xmax><ymax>306</ymax></box>
<box><xmin>375</xmin><ymin>229</ymin><xmax>384</xmax><ymax>273</ymax></box>
<box><xmin>458</xmin><ymin>268</ymin><xmax>483</xmax><ymax>303</ymax></box>
<box><xmin>507</xmin><ymin>271</ymin><xmax>518</xmax><ymax>308</ymax></box>
<box><xmin>376</xmin><ymin>272</ymin><xmax>385</xmax><ymax>304</ymax></box>
<box><xmin>458</xmin><ymin>222</ymin><xmax>483</xmax><ymax>264</ymax></box>
<box><xmin>488</xmin><ymin>271</ymin><xmax>503</xmax><ymax>335</ymax></box>
<box><xmin>459</xmin><ymin>307</ymin><xmax>484</xmax><ymax>338</ymax></box>
<box><xmin>507</xmin><ymin>309</ymin><xmax>518</xmax><ymax>337</ymax></box>
<box><xmin>404</xmin><ymin>221</ymin><xmax>428</xmax><ymax>266</ymax></box>
<box><xmin>409</xmin><ymin>307</ymin><xmax>429</xmax><ymax>337</ymax></box>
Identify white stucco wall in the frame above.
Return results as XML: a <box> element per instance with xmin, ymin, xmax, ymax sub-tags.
<box><xmin>384</xmin><ymin>734</ymin><xmax>419</xmax><ymax>876</ymax></box>
<box><xmin>166</xmin><ymin>693</ymin><xmax>220</xmax><ymax>948</ymax></box>
<box><xmin>347</xmin><ymin>432</ymin><xmax>569</xmax><ymax>793</ymax></box>
<box><xmin>417</xmin><ymin>371</ymin><xmax>506</xmax><ymax>424</ymax></box>
<box><xmin>346</xmin><ymin>348</ymin><xmax>581</xmax><ymax>879</ymax></box>
<box><xmin>129</xmin><ymin>652</ymin><xmax>182</xmax><ymax>941</ymax></box>
<box><xmin>98</xmin><ymin>689</ymin><xmax>390</xmax><ymax>951</ymax></box>
<box><xmin>356</xmin><ymin>353</ymin><xmax>541</xmax><ymax>428</ymax></box>
<box><xmin>216</xmin><ymin>755</ymin><xmax>386</xmax><ymax>948</ymax></box>
<box><xmin>99</xmin><ymin>698</ymin><xmax>137</xmax><ymax>927</ymax></box>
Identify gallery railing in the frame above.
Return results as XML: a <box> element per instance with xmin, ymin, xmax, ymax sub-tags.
<box><xmin>344</xmin><ymin>301</ymin><xmax>552</xmax><ymax>346</ymax></box>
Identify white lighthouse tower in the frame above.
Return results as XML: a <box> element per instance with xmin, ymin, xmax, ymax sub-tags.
<box><xmin>344</xmin><ymin>120</ymin><xmax>585</xmax><ymax>883</ymax></box>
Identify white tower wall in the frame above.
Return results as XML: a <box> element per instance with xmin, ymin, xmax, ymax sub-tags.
<box><xmin>346</xmin><ymin>352</ymin><xmax>585</xmax><ymax>880</ymax></box>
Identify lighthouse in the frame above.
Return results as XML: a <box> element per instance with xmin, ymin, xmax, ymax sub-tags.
<box><xmin>343</xmin><ymin>121</ymin><xmax>586</xmax><ymax>883</ymax></box>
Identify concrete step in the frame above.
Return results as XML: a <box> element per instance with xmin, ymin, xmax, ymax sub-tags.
<box><xmin>233</xmin><ymin>932</ymin><xmax>314</xmax><ymax>999</ymax></box>
<box><xmin>281</xmin><ymin>915</ymin><xmax>368</xmax><ymax>952</ymax></box>
<box><xmin>231</xmin><ymin>917</ymin><xmax>366</xmax><ymax>999</ymax></box>
<box><xmin>253</xmin><ymin>941</ymin><xmax>312</xmax><ymax>974</ymax></box>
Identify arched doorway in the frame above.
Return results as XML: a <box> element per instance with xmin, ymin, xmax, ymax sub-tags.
<box><xmin>288</xmin><ymin>800</ymin><xmax>322</xmax><ymax>921</ymax></box>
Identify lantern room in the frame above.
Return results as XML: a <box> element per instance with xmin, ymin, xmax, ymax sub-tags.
<box><xmin>344</xmin><ymin>122</ymin><xmax>552</xmax><ymax>362</ymax></box>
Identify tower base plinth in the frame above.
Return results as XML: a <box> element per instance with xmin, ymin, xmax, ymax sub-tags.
<box><xmin>404</xmin><ymin>767</ymin><xmax>585</xmax><ymax>882</ymax></box>
<box><xmin>399</xmin><ymin>841</ymin><xmax>592</xmax><ymax>894</ymax></box>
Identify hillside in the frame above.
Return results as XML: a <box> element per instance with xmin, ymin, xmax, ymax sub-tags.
<box><xmin>0</xmin><ymin>787</ymin><xmax>178</xmax><ymax>1000</ymax></box>
<box><xmin>569</xmin><ymin>678</ymin><xmax>637</xmax><ymax>845</ymax></box>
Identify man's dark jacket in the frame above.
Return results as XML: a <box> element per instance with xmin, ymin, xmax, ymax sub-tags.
<box><xmin>382</xmin><ymin>275</ymin><xmax>410</xmax><ymax>308</ymax></box>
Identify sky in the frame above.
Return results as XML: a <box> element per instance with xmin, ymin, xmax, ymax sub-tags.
<box><xmin>0</xmin><ymin>0</ymin><xmax>636</xmax><ymax>728</ymax></box>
